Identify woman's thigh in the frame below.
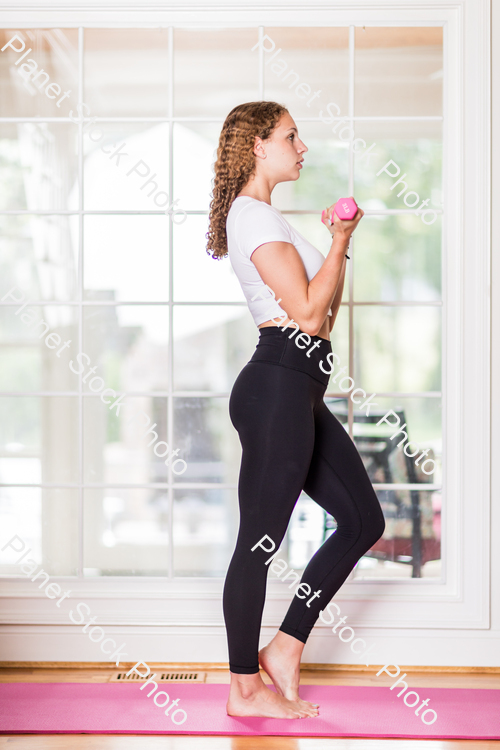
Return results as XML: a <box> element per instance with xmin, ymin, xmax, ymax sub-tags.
<box><xmin>303</xmin><ymin>402</ymin><xmax>385</xmax><ymax>543</ymax></box>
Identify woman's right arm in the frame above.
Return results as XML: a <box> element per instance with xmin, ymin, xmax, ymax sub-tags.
<box><xmin>328</xmin><ymin>254</ymin><xmax>348</xmax><ymax>333</ymax></box>
<box><xmin>251</xmin><ymin>208</ymin><xmax>363</xmax><ymax>337</ymax></box>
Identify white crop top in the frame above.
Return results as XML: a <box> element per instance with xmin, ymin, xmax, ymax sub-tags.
<box><xmin>226</xmin><ymin>196</ymin><xmax>326</xmax><ymax>326</ymax></box>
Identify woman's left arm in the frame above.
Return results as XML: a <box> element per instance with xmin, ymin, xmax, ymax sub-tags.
<box><xmin>328</xmin><ymin>255</ymin><xmax>347</xmax><ymax>333</ymax></box>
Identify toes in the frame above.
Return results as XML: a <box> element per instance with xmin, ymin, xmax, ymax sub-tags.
<box><xmin>295</xmin><ymin>705</ymin><xmax>319</xmax><ymax>718</ymax></box>
<box><xmin>298</xmin><ymin>699</ymin><xmax>320</xmax><ymax>709</ymax></box>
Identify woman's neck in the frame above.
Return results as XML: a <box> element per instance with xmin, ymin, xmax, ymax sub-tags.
<box><xmin>236</xmin><ymin>189</ymin><xmax>271</xmax><ymax>206</ymax></box>
<box><xmin>237</xmin><ymin>177</ymin><xmax>274</xmax><ymax>205</ymax></box>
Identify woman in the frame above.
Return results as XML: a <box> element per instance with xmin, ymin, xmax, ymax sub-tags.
<box><xmin>206</xmin><ymin>101</ymin><xmax>386</xmax><ymax>720</ymax></box>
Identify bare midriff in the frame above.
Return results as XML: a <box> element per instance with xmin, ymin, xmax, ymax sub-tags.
<box><xmin>257</xmin><ymin>316</ymin><xmax>330</xmax><ymax>341</ymax></box>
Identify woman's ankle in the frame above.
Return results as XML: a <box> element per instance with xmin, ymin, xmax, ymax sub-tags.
<box><xmin>230</xmin><ymin>670</ymin><xmax>263</xmax><ymax>699</ymax></box>
<box><xmin>267</xmin><ymin>630</ymin><xmax>305</xmax><ymax>659</ymax></box>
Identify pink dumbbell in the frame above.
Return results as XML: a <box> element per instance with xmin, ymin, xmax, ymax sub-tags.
<box><xmin>322</xmin><ymin>197</ymin><xmax>358</xmax><ymax>223</ymax></box>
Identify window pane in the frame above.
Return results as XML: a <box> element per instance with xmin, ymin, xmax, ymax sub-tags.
<box><xmin>84</xmin><ymin>488</ymin><xmax>169</xmax><ymax>576</ymax></box>
<box><xmin>0</xmin><ymin>305</ymin><xmax>78</xmax><ymax>391</ymax></box>
<box><xmin>0</xmin><ymin>348</ymin><xmax>40</xmax><ymax>391</ymax></box>
<box><xmin>0</xmin><ymin>487</ymin><xmax>79</xmax><ymax>575</ymax></box>
<box><xmin>84</xmin><ymin>396</ymin><xmax>169</xmax><ymax>484</ymax></box>
<box><xmin>354</xmin><ymin>307</ymin><xmax>441</xmax><ymax>392</ymax></box>
<box><xmin>263</xmin><ymin>28</ymin><xmax>349</xmax><ymax>119</ymax></box>
<box><xmin>0</xmin><ymin>215</ymin><xmax>77</xmax><ymax>301</ymax></box>
<box><xmin>83</xmin><ymin>122</ymin><xmax>170</xmax><ymax>211</ymax></box>
<box><xmin>173</xmin><ymin>488</ymin><xmax>238</xmax><ymax>576</ymax></box>
<box><xmin>173</xmin><ymin>29</ymin><xmax>259</xmax><ymax>117</ymax></box>
<box><xmin>173</xmin><ymin>122</ymin><xmax>218</xmax><ymax>212</ymax></box>
<box><xmin>352</xmin><ymin>395</ymin><xmax>442</xmax><ymax>484</ymax></box>
<box><xmin>0</xmin><ymin>123</ymin><xmax>78</xmax><ymax>211</ymax></box>
<box><xmin>174</xmin><ymin>397</ymin><xmax>240</xmax><ymax>484</ymax></box>
<box><xmin>0</xmin><ymin>29</ymin><xmax>78</xmax><ymax>118</ymax></box>
<box><xmin>354</xmin><ymin>120</ymin><xmax>442</xmax><ymax>213</ymax></box>
<box><xmin>354</xmin><ymin>214</ymin><xmax>442</xmax><ymax>302</ymax></box>
<box><xmin>271</xmin><ymin>123</ymin><xmax>349</xmax><ymax>211</ymax></box>
<box><xmin>173</xmin><ymin>216</ymin><xmax>245</xmax><ymax>302</ymax></box>
<box><xmin>84</xmin><ymin>29</ymin><xmax>170</xmax><ymax>117</ymax></box>
<box><xmin>354</xmin><ymin>27</ymin><xmax>443</xmax><ymax>116</ymax></box>
<box><xmin>0</xmin><ymin>396</ymin><xmax>78</xmax><ymax>483</ymax></box>
<box><xmin>173</xmin><ymin>307</ymin><xmax>255</xmax><ymax>391</ymax></box>
<box><xmin>83</xmin><ymin>305</ymin><xmax>169</xmax><ymax>392</ymax></box>
<box><xmin>83</xmin><ymin>216</ymin><xmax>169</xmax><ymax>301</ymax></box>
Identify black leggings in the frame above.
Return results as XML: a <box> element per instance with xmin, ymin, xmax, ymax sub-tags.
<box><xmin>223</xmin><ymin>327</ymin><xmax>386</xmax><ymax>674</ymax></box>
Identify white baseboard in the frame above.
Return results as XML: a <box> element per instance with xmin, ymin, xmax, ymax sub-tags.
<box><xmin>1</xmin><ymin>626</ymin><xmax>499</xmax><ymax>668</ymax></box>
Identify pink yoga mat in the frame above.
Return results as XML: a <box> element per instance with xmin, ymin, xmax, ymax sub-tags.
<box><xmin>0</xmin><ymin>683</ymin><xmax>498</xmax><ymax>739</ymax></box>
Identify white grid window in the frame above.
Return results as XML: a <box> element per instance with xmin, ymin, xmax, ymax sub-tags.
<box><xmin>0</xmin><ymin>24</ymin><xmax>443</xmax><ymax>582</ymax></box>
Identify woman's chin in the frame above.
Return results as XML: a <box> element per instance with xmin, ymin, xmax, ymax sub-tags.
<box><xmin>279</xmin><ymin>170</ymin><xmax>301</xmax><ymax>183</ymax></box>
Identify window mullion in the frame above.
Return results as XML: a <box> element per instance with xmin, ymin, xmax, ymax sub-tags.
<box><xmin>348</xmin><ymin>24</ymin><xmax>355</xmax><ymax>440</ymax></box>
<box><xmin>77</xmin><ymin>25</ymin><xmax>84</xmax><ymax>580</ymax></box>
<box><xmin>168</xmin><ymin>24</ymin><xmax>175</xmax><ymax>581</ymax></box>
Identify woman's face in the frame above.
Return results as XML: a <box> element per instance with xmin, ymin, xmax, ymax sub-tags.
<box><xmin>258</xmin><ymin>113</ymin><xmax>308</xmax><ymax>184</ymax></box>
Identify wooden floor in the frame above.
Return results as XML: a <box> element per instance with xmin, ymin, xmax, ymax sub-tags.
<box><xmin>1</xmin><ymin>663</ymin><xmax>499</xmax><ymax>749</ymax></box>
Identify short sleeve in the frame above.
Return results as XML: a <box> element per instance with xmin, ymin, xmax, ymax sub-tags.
<box><xmin>235</xmin><ymin>202</ymin><xmax>293</xmax><ymax>259</ymax></box>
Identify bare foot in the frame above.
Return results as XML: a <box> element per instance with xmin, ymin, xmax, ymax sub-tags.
<box><xmin>259</xmin><ymin>632</ymin><xmax>319</xmax><ymax>710</ymax></box>
<box><xmin>226</xmin><ymin>671</ymin><xmax>319</xmax><ymax>719</ymax></box>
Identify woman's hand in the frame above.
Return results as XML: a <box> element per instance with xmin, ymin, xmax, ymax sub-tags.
<box><xmin>321</xmin><ymin>199</ymin><xmax>364</xmax><ymax>240</ymax></box>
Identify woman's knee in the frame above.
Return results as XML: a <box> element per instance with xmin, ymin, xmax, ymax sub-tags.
<box><xmin>364</xmin><ymin>506</ymin><xmax>386</xmax><ymax>548</ymax></box>
<box><xmin>374</xmin><ymin>510</ymin><xmax>386</xmax><ymax>542</ymax></box>
<box><xmin>339</xmin><ymin>493</ymin><xmax>385</xmax><ymax>544</ymax></box>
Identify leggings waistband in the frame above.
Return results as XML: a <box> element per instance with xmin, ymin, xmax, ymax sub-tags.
<box><xmin>249</xmin><ymin>326</ymin><xmax>332</xmax><ymax>387</ymax></box>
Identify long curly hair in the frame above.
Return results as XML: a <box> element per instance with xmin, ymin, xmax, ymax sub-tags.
<box><xmin>206</xmin><ymin>101</ymin><xmax>289</xmax><ymax>260</ymax></box>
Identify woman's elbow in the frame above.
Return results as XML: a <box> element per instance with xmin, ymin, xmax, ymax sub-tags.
<box><xmin>299</xmin><ymin>318</ymin><xmax>323</xmax><ymax>337</ymax></box>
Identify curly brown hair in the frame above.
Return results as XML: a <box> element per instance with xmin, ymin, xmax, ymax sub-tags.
<box><xmin>205</xmin><ymin>101</ymin><xmax>289</xmax><ymax>260</ymax></box>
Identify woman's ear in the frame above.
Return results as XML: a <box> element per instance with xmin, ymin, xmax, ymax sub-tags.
<box><xmin>253</xmin><ymin>136</ymin><xmax>267</xmax><ymax>160</ymax></box>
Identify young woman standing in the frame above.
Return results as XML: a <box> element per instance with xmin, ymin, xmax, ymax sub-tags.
<box><xmin>206</xmin><ymin>101</ymin><xmax>385</xmax><ymax>720</ymax></box>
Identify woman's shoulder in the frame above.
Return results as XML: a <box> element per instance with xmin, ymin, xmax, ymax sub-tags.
<box><xmin>228</xmin><ymin>196</ymin><xmax>288</xmax><ymax>228</ymax></box>
<box><xmin>227</xmin><ymin>198</ymin><xmax>323</xmax><ymax>259</ymax></box>
<box><xmin>226</xmin><ymin>196</ymin><xmax>293</xmax><ymax>259</ymax></box>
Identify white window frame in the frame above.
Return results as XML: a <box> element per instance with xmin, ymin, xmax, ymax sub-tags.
<box><xmin>0</xmin><ymin>0</ymin><xmax>490</xmax><ymax>664</ymax></box>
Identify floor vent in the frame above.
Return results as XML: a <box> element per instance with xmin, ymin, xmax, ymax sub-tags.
<box><xmin>110</xmin><ymin>671</ymin><xmax>205</xmax><ymax>683</ymax></box>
